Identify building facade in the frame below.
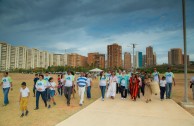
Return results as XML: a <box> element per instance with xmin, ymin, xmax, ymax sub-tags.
<box><xmin>87</xmin><ymin>52</ymin><xmax>105</xmax><ymax>69</ymax></box>
<box><xmin>124</xmin><ymin>52</ymin><xmax>131</xmax><ymax>70</ymax></box>
<box><xmin>0</xmin><ymin>42</ymin><xmax>11</xmax><ymax>71</ymax></box>
<box><xmin>10</xmin><ymin>46</ymin><xmax>19</xmax><ymax>70</ymax></box>
<box><xmin>107</xmin><ymin>43</ymin><xmax>122</xmax><ymax>68</ymax></box>
<box><xmin>26</xmin><ymin>48</ymin><xmax>35</xmax><ymax>69</ymax></box>
<box><xmin>168</xmin><ymin>48</ymin><xmax>183</xmax><ymax>65</ymax></box>
<box><xmin>146</xmin><ymin>46</ymin><xmax>153</xmax><ymax>66</ymax></box>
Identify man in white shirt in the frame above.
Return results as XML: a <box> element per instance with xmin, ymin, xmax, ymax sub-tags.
<box><xmin>64</xmin><ymin>71</ymin><xmax>74</xmax><ymax>106</ymax></box>
<box><xmin>190</xmin><ymin>76</ymin><xmax>194</xmax><ymax>100</ymax></box>
<box><xmin>164</xmin><ymin>67</ymin><xmax>176</xmax><ymax>99</ymax></box>
<box><xmin>1</xmin><ymin>72</ymin><xmax>13</xmax><ymax>106</ymax></box>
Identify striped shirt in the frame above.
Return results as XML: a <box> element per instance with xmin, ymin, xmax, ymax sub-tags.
<box><xmin>77</xmin><ymin>76</ymin><xmax>87</xmax><ymax>87</ymax></box>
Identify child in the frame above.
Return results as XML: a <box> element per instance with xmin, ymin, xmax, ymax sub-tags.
<box><xmin>47</xmin><ymin>77</ymin><xmax>57</xmax><ymax>108</ymax></box>
<box><xmin>1</xmin><ymin>72</ymin><xmax>13</xmax><ymax>106</ymax></box>
<box><xmin>160</xmin><ymin>76</ymin><xmax>166</xmax><ymax>101</ymax></box>
<box><xmin>33</xmin><ymin>74</ymin><xmax>39</xmax><ymax>97</ymax></box>
<box><xmin>19</xmin><ymin>82</ymin><xmax>30</xmax><ymax>117</ymax></box>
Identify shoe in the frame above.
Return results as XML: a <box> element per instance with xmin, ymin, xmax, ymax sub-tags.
<box><xmin>67</xmin><ymin>103</ymin><xmax>70</xmax><ymax>106</ymax></box>
<box><xmin>2</xmin><ymin>104</ymin><xmax>7</xmax><ymax>107</ymax></box>
<box><xmin>102</xmin><ymin>98</ymin><xmax>104</xmax><ymax>101</ymax></box>
<box><xmin>53</xmin><ymin>102</ymin><xmax>56</xmax><ymax>105</ymax></box>
<box><xmin>34</xmin><ymin>108</ymin><xmax>39</xmax><ymax>110</ymax></box>
<box><xmin>48</xmin><ymin>105</ymin><xmax>51</xmax><ymax>108</ymax></box>
<box><xmin>25</xmin><ymin>110</ymin><xmax>29</xmax><ymax>116</ymax></box>
<box><xmin>79</xmin><ymin>104</ymin><xmax>82</xmax><ymax>106</ymax></box>
<box><xmin>45</xmin><ymin>104</ymin><xmax>47</xmax><ymax>107</ymax></box>
<box><xmin>20</xmin><ymin>113</ymin><xmax>24</xmax><ymax>118</ymax></box>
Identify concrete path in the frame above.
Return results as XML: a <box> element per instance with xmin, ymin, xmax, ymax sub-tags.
<box><xmin>56</xmin><ymin>95</ymin><xmax>194</xmax><ymax>126</ymax></box>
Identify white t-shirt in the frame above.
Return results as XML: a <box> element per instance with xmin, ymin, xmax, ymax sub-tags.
<box><xmin>99</xmin><ymin>76</ymin><xmax>107</xmax><ymax>86</ymax></box>
<box><xmin>65</xmin><ymin>75</ymin><xmax>74</xmax><ymax>87</ymax></box>
<box><xmin>35</xmin><ymin>80</ymin><xmax>47</xmax><ymax>92</ymax></box>
<box><xmin>165</xmin><ymin>72</ymin><xmax>174</xmax><ymax>83</ymax></box>
<box><xmin>110</xmin><ymin>76</ymin><xmax>118</xmax><ymax>84</ymax></box>
<box><xmin>152</xmin><ymin>72</ymin><xmax>160</xmax><ymax>82</ymax></box>
<box><xmin>1</xmin><ymin>77</ymin><xmax>12</xmax><ymax>88</ymax></box>
<box><xmin>160</xmin><ymin>80</ymin><xmax>167</xmax><ymax>87</ymax></box>
<box><xmin>48</xmin><ymin>82</ymin><xmax>56</xmax><ymax>90</ymax></box>
<box><xmin>20</xmin><ymin>87</ymin><xmax>30</xmax><ymax>97</ymax></box>
<box><xmin>87</xmin><ymin>78</ymin><xmax>92</xmax><ymax>86</ymax></box>
<box><xmin>44</xmin><ymin>76</ymin><xmax>50</xmax><ymax>82</ymax></box>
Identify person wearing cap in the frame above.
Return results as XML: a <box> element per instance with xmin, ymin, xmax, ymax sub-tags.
<box><xmin>119</xmin><ymin>71</ymin><xmax>129</xmax><ymax>99</ymax></box>
<box><xmin>164</xmin><ymin>67</ymin><xmax>176</xmax><ymax>99</ymax></box>
<box><xmin>152</xmin><ymin>68</ymin><xmax>160</xmax><ymax>84</ymax></box>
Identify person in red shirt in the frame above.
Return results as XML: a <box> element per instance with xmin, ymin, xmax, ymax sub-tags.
<box><xmin>129</xmin><ymin>73</ymin><xmax>140</xmax><ymax>101</ymax></box>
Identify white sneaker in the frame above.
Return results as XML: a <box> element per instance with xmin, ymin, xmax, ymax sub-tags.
<box><xmin>102</xmin><ymin>98</ymin><xmax>104</xmax><ymax>101</ymax></box>
<box><xmin>121</xmin><ymin>98</ymin><xmax>124</xmax><ymax>100</ymax></box>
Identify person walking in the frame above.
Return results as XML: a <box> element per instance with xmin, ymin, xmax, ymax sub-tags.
<box><xmin>34</xmin><ymin>74</ymin><xmax>47</xmax><ymax>110</ymax></box>
<box><xmin>119</xmin><ymin>71</ymin><xmax>129</xmax><ymax>99</ymax></box>
<box><xmin>144</xmin><ymin>74</ymin><xmax>152</xmax><ymax>103</ymax></box>
<box><xmin>107</xmin><ymin>71</ymin><xmax>118</xmax><ymax>99</ymax></box>
<box><xmin>190</xmin><ymin>76</ymin><xmax>194</xmax><ymax>100</ymax></box>
<box><xmin>47</xmin><ymin>77</ymin><xmax>57</xmax><ymax>108</ymax></box>
<box><xmin>33</xmin><ymin>74</ymin><xmax>39</xmax><ymax>97</ymax></box>
<box><xmin>152</xmin><ymin>68</ymin><xmax>160</xmax><ymax>83</ymax></box>
<box><xmin>164</xmin><ymin>67</ymin><xmax>176</xmax><ymax>99</ymax></box>
<box><xmin>77</xmin><ymin>72</ymin><xmax>87</xmax><ymax>106</ymax></box>
<box><xmin>1</xmin><ymin>72</ymin><xmax>13</xmax><ymax>106</ymax></box>
<box><xmin>44</xmin><ymin>71</ymin><xmax>51</xmax><ymax>101</ymax></box>
<box><xmin>99</xmin><ymin>71</ymin><xmax>107</xmax><ymax>101</ymax></box>
<box><xmin>160</xmin><ymin>76</ymin><xmax>166</xmax><ymax>101</ymax></box>
<box><xmin>129</xmin><ymin>73</ymin><xmax>139</xmax><ymax>101</ymax></box>
<box><xmin>137</xmin><ymin>74</ymin><xmax>142</xmax><ymax>98</ymax></box>
<box><xmin>86</xmin><ymin>74</ymin><xmax>92</xmax><ymax>99</ymax></box>
<box><xmin>116</xmin><ymin>70</ymin><xmax>122</xmax><ymax>94</ymax></box>
<box><xmin>64</xmin><ymin>71</ymin><xmax>74</xmax><ymax>106</ymax></box>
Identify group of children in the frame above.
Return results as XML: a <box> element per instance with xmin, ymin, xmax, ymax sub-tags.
<box><xmin>0</xmin><ymin>67</ymin><xmax>179</xmax><ymax>117</ymax></box>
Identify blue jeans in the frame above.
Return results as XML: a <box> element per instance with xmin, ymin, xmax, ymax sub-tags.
<box><xmin>166</xmin><ymin>83</ymin><xmax>172</xmax><ymax>99</ymax></box>
<box><xmin>87</xmin><ymin>86</ymin><xmax>91</xmax><ymax>98</ymax></box>
<box><xmin>36</xmin><ymin>91</ymin><xmax>47</xmax><ymax>108</ymax></box>
<box><xmin>100</xmin><ymin>86</ymin><xmax>106</xmax><ymax>99</ymax></box>
<box><xmin>3</xmin><ymin>87</ymin><xmax>10</xmax><ymax>105</ymax></box>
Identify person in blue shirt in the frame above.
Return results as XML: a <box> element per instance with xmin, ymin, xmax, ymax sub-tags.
<box><xmin>119</xmin><ymin>71</ymin><xmax>129</xmax><ymax>99</ymax></box>
<box><xmin>77</xmin><ymin>72</ymin><xmax>88</xmax><ymax>106</ymax></box>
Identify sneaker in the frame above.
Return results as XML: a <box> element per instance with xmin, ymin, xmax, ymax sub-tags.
<box><xmin>20</xmin><ymin>113</ymin><xmax>24</xmax><ymax>117</ymax></box>
<box><xmin>25</xmin><ymin>110</ymin><xmax>29</xmax><ymax>116</ymax></box>
<box><xmin>48</xmin><ymin>105</ymin><xmax>51</xmax><ymax>109</ymax></box>
<box><xmin>34</xmin><ymin>108</ymin><xmax>39</xmax><ymax>110</ymax></box>
<box><xmin>121</xmin><ymin>98</ymin><xmax>124</xmax><ymax>100</ymax></box>
<box><xmin>53</xmin><ymin>102</ymin><xmax>56</xmax><ymax>105</ymax></box>
<box><xmin>102</xmin><ymin>98</ymin><xmax>104</xmax><ymax>101</ymax></box>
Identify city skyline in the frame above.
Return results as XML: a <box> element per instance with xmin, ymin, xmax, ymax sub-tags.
<box><xmin>0</xmin><ymin>0</ymin><xmax>194</xmax><ymax>64</ymax></box>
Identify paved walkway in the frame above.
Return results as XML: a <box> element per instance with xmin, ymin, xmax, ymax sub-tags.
<box><xmin>56</xmin><ymin>95</ymin><xmax>194</xmax><ymax>126</ymax></box>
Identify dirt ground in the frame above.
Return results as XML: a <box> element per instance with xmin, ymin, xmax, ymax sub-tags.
<box><xmin>0</xmin><ymin>73</ymin><xmax>193</xmax><ymax>126</ymax></box>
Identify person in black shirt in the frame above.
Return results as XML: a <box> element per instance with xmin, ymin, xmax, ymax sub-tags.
<box><xmin>33</xmin><ymin>74</ymin><xmax>39</xmax><ymax>97</ymax></box>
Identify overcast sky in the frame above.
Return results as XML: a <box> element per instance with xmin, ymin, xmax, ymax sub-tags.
<box><xmin>0</xmin><ymin>0</ymin><xmax>194</xmax><ymax>64</ymax></box>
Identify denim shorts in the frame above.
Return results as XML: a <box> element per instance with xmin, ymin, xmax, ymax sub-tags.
<box><xmin>50</xmin><ymin>90</ymin><xmax>55</xmax><ymax>97</ymax></box>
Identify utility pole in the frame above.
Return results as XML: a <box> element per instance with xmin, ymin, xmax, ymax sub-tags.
<box><xmin>128</xmin><ymin>43</ymin><xmax>137</xmax><ymax>72</ymax></box>
<box><xmin>182</xmin><ymin>0</ymin><xmax>188</xmax><ymax>103</ymax></box>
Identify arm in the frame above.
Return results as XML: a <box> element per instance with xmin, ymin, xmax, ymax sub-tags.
<box><xmin>173</xmin><ymin>78</ymin><xmax>176</xmax><ymax>86</ymax></box>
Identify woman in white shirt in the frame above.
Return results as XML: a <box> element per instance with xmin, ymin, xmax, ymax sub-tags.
<box><xmin>160</xmin><ymin>76</ymin><xmax>166</xmax><ymax>101</ymax></box>
<box><xmin>106</xmin><ymin>71</ymin><xmax>118</xmax><ymax>99</ymax></box>
<box><xmin>190</xmin><ymin>76</ymin><xmax>194</xmax><ymax>100</ymax></box>
<box><xmin>99</xmin><ymin>71</ymin><xmax>107</xmax><ymax>101</ymax></box>
<box><xmin>86</xmin><ymin>74</ymin><xmax>92</xmax><ymax>99</ymax></box>
<box><xmin>47</xmin><ymin>77</ymin><xmax>57</xmax><ymax>108</ymax></box>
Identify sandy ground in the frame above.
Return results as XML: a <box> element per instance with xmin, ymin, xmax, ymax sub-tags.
<box><xmin>0</xmin><ymin>73</ymin><xmax>193</xmax><ymax>126</ymax></box>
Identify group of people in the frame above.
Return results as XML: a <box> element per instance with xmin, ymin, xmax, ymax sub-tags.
<box><xmin>99</xmin><ymin>67</ymin><xmax>176</xmax><ymax>103</ymax></box>
<box><xmin>1</xmin><ymin>67</ymin><xmax>194</xmax><ymax>118</ymax></box>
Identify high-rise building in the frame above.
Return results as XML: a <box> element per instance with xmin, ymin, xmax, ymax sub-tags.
<box><xmin>18</xmin><ymin>46</ymin><xmax>27</xmax><ymax>69</ymax></box>
<box><xmin>40</xmin><ymin>51</ymin><xmax>50</xmax><ymax>68</ymax></box>
<box><xmin>33</xmin><ymin>48</ymin><xmax>40</xmax><ymax>68</ymax></box>
<box><xmin>53</xmin><ymin>54</ymin><xmax>61</xmax><ymax>66</ymax></box>
<box><xmin>0</xmin><ymin>42</ymin><xmax>11</xmax><ymax>71</ymax></box>
<box><xmin>10</xmin><ymin>46</ymin><xmax>19</xmax><ymax>69</ymax></box>
<box><xmin>142</xmin><ymin>55</ymin><xmax>146</xmax><ymax>67</ymax></box>
<box><xmin>107</xmin><ymin>43</ymin><xmax>122</xmax><ymax>68</ymax></box>
<box><xmin>49</xmin><ymin>53</ymin><xmax>54</xmax><ymax>66</ymax></box>
<box><xmin>124</xmin><ymin>52</ymin><xmax>131</xmax><ymax>70</ymax></box>
<box><xmin>168</xmin><ymin>48</ymin><xmax>182</xmax><ymax>65</ymax></box>
<box><xmin>135</xmin><ymin>51</ymin><xmax>143</xmax><ymax>68</ymax></box>
<box><xmin>87</xmin><ymin>52</ymin><xmax>105</xmax><ymax>69</ymax></box>
<box><xmin>153</xmin><ymin>52</ymin><xmax>156</xmax><ymax>65</ymax></box>
<box><xmin>146</xmin><ymin>46</ymin><xmax>153</xmax><ymax>66</ymax></box>
<box><xmin>68</xmin><ymin>53</ymin><xmax>87</xmax><ymax>67</ymax></box>
<box><xmin>26</xmin><ymin>48</ymin><xmax>35</xmax><ymax>69</ymax></box>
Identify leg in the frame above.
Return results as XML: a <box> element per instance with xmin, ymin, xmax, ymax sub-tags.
<box><xmin>64</xmin><ymin>87</ymin><xmax>68</xmax><ymax>99</ymax></box>
<box><xmin>124</xmin><ymin>89</ymin><xmax>128</xmax><ymax>98</ymax></box>
<box><xmin>141</xmin><ymin>84</ymin><xmax>145</xmax><ymax>96</ymax></box>
<box><xmin>80</xmin><ymin>87</ymin><xmax>85</xmax><ymax>105</ymax></box>
<box><xmin>87</xmin><ymin>86</ymin><xmax>91</xmax><ymax>98</ymax></box>
<box><xmin>36</xmin><ymin>91</ymin><xmax>40</xmax><ymax>108</ymax></box>
<box><xmin>67</xmin><ymin>87</ymin><xmax>72</xmax><ymax>105</ymax></box>
<box><xmin>192</xmin><ymin>86</ymin><xmax>194</xmax><ymax>100</ymax></box>
<box><xmin>160</xmin><ymin>86</ymin><xmax>162</xmax><ymax>99</ymax></box>
<box><xmin>3</xmin><ymin>88</ymin><xmax>10</xmax><ymax>105</ymax></box>
<box><xmin>166</xmin><ymin>83</ymin><xmax>169</xmax><ymax>99</ymax></box>
<box><xmin>169</xmin><ymin>83</ymin><xmax>172</xmax><ymax>99</ymax></box>
<box><xmin>33</xmin><ymin>86</ymin><xmax>36</xmax><ymax>97</ymax></box>
<box><xmin>120</xmin><ymin>86</ymin><xmax>124</xmax><ymax>98</ymax></box>
<box><xmin>102</xmin><ymin>86</ymin><xmax>106</xmax><ymax>99</ymax></box>
<box><xmin>40</xmin><ymin>91</ymin><xmax>47</xmax><ymax>106</ymax></box>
